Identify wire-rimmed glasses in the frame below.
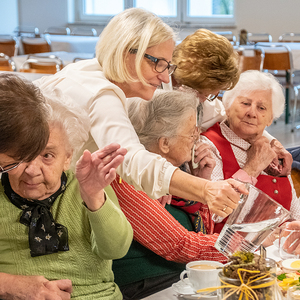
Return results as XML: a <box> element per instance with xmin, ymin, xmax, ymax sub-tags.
<box><xmin>0</xmin><ymin>161</ymin><xmax>23</xmax><ymax>174</ymax></box>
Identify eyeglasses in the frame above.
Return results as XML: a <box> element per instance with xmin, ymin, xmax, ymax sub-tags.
<box><xmin>0</xmin><ymin>161</ymin><xmax>23</xmax><ymax>174</ymax></box>
<box><xmin>205</xmin><ymin>92</ymin><xmax>219</xmax><ymax>101</ymax></box>
<box><xmin>175</xmin><ymin>127</ymin><xmax>200</xmax><ymax>143</ymax></box>
<box><xmin>130</xmin><ymin>49</ymin><xmax>177</xmax><ymax>75</ymax></box>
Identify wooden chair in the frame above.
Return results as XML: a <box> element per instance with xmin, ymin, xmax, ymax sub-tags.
<box><xmin>19</xmin><ymin>55</ymin><xmax>63</xmax><ymax>74</ymax></box>
<box><xmin>213</xmin><ymin>31</ymin><xmax>236</xmax><ymax>45</ymax></box>
<box><xmin>21</xmin><ymin>37</ymin><xmax>51</xmax><ymax>55</ymax></box>
<box><xmin>71</xmin><ymin>27</ymin><xmax>97</xmax><ymax>36</ymax></box>
<box><xmin>0</xmin><ymin>35</ymin><xmax>18</xmax><ymax>57</ymax></box>
<box><xmin>44</xmin><ymin>26</ymin><xmax>71</xmax><ymax>35</ymax></box>
<box><xmin>0</xmin><ymin>53</ymin><xmax>16</xmax><ymax>71</ymax></box>
<box><xmin>236</xmin><ymin>47</ymin><xmax>265</xmax><ymax>73</ymax></box>
<box><xmin>279</xmin><ymin>33</ymin><xmax>300</xmax><ymax>42</ymax></box>
<box><xmin>247</xmin><ymin>33</ymin><xmax>272</xmax><ymax>44</ymax></box>
<box><xmin>291</xmin><ymin>168</ymin><xmax>300</xmax><ymax>198</ymax></box>
<box><xmin>262</xmin><ymin>44</ymin><xmax>295</xmax><ymax>124</ymax></box>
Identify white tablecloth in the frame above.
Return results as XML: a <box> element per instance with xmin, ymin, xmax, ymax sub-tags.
<box><xmin>0</xmin><ymin>71</ymin><xmax>51</xmax><ymax>81</ymax></box>
<box><xmin>141</xmin><ymin>245</ymin><xmax>281</xmax><ymax>300</ymax></box>
<box><xmin>45</xmin><ymin>34</ymin><xmax>99</xmax><ymax>54</ymax></box>
<box><xmin>12</xmin><ymin>51</ymin><xmax>94</xmax><ymax>71</ymax></box>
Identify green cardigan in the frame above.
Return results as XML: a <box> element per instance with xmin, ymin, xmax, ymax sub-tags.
<box><xmin>0</xmin><ymin>170</ymin><xmax>133</xmax><ymax>299</ymax></box>
<box><xmin>113</xmin><ymin>204</ymin><xmax>194</xmax><ymax>287</ymax></box>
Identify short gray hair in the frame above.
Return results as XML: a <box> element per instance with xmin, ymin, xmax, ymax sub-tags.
<box><xmin>96</xmin><ymin>7</ymin><xmax>176</xmax><ymax>85</ymax></box>
<box><xmin>222</xmin><ymin>70</ymin><xmax>285</xmax><ymax>120</ymax></box>
<box><xmin>128</xmin><ymin>89</ymin><xmax>198</xmax><ymax>150</ymax></box>
<box><xmin>43</xmin><ymin>89</ymin><xmax>90</xmax><ymax>166</ymax></box>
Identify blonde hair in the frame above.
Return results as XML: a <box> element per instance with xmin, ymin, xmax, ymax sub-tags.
<box><xmin>96</xmin><ymin>8</ymin><xmax>176</xmax><ymax>85</ymax></box>
<box><xmin>128</xmin><ymin>89</ymin><xmax>198</xmax><ymax>150</ymax></box>
<box><xmin>172</xmin><ymin>29</ymin><xmax>240</xmax><ymax>91</ymax></box>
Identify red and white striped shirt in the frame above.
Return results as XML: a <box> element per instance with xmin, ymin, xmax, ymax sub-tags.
<box><xmin>111</xmin><ymin>177</ymin><xmax>227</xmax><ymax>264</ymax></box>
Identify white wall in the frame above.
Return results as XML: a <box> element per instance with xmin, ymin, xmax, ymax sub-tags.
<box><xmin>0</xmin><ymin>0</ymin><xmax>18</xmax><ymax>34</ymax></box>
<box><xmin>10</xmin><ymin>0</ymin><xmax>300</xmax><ymax>42</ymax></box>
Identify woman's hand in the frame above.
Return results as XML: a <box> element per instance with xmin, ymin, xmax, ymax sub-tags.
<box><xmin>0</xmin><ymin>274</ymin><xmax>72</xmax><ymax>300</ymax></box>
<box><xmin>191</xmin><ymin>142</ymin><xmax>216</xmax><ymax>180</ymax></box>
<box><xmin>270</xmin><ymin>139</ymin><xmax>293</xmax><ymax>176</ymax></box>
<box><xmin>157</xmin><ymin>194</ymin><xmax>172</xmax><ymax>207</ymax></box>
<box><xmin>243</xmin><ymin>136</ymin><xmax>277</xmax><ymax>178</ymax></box>
<box><xmin>202</xmin><ymin>179</ymin><xmax>248</xmax><ymax>217</ymax></box>
<box><xmin>75</xmin><ymin>143</ymin><xmax>127</xmax><ymax>211</ymax></box>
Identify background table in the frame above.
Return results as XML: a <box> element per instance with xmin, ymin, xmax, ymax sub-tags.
<box><xmin>0</xmin><ymin>70</ymin><xmax>51</xmax><ymax>81</ymax></box>
<box><xmin>45</xmin><ymin>34</ymin><xmax>99</xmax><ymax>53</ymax></box>
<box><xmin>12</xmin><ymin>51</ymin><xmax>94</xmax><ymax>71</ymax></box>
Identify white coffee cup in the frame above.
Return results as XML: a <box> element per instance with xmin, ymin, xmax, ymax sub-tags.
<box><xmin>180</xmin><ymin>260</ymin><xmax>223</xmax><ymax>292</ymax></box>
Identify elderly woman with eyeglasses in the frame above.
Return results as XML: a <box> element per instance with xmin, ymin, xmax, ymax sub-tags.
<box><xmin>0</xmin><ymin>89</ymin><xmax>133</xmax><ymax>300</ymax></box>
<box><xmin>200</xmin><ymin>70</ymin><xmax>300</xmax><ymax>234</ymax></box>
<box><xmin>35</xmin><ymin>8</ymin><xmax>247</xmax><ymax>219</ymax></box>
<box><xmin>111</xmin><ymin>89</ymin><xmax>227</xmax><ymax>300</ymax></box>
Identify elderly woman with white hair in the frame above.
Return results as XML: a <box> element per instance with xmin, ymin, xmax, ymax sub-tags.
<box><xmin>0</xmin><ymin>90</ymin><xmax>133</xmax><ymax>299</ymax></box>
<box><xmin>111</xmin><ymin>89</ymin><xmax>227</xmax><ymax>300</ymax></box>
<box><xmin>200</xmin><ymin>70</ymin><xmax>300</xmax><ymax>233</ymax></box>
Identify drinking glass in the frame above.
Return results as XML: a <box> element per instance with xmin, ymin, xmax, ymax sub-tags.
<box><xmin>214</xmin><ymin>183</ymin><xmax>290</xmax><ymax>257</ymax></box>
<box><xmin>279</xmin><ymin>227</ymin><xmax>300</xmax><ymax>260</ymax></box>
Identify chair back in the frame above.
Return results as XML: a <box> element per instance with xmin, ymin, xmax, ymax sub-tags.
<box><xmin>21</xmin><ymin>37</ymin><xmax>51</xmax><ymax>55</ymax></box>
<box><xmin>20</xmin><ymin>55</ymin><xmax>63</xmax><ymax>74</ymax></box>
<box><xmin>71</xmin><ymin>27</ymin><xmax>98</xmax><ymax>36</ymax></box>
<box><xmin>0</xmin><ymin>35</ymin><xmax>18</xmax><ymax>57</ymax></box>
<box><xmin>44</xmin><ymin>27</ymin><xmax>71</xmax><ymax>35</ymax></box>
<box><xmin>213</xmin><ymin>31</ymin><xmax>236</xmax><ymax>44</ymax></box>
<box><xmin>278</xmin><ymin>33</ymin><xmax>300</xmax><ymax>42</ymax></box>
<box><xmin>263</xmin><ymin>46</ymin><xmax>292</xmax><ymax>72</ymax></box>
<box><xmin>236</xmin><ymin>47</ymin><xmax>265</xmax><ymax>72</ymax></box>
<box><xmin>13</xmin><ymin>26</ymin><xmax>40</xmax><ymax>38</ymax></box>
<box><xmin>247</xmin><ymin>33</ymin><xmax>272</xmax><ymax>44</ymax></box>
<box><xmin>0</xmin><ymin>53</ymin><xmax>16</xmax><ymax>71</ymax></box>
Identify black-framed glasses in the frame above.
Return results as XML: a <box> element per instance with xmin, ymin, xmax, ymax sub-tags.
<box><xmin>0</xmin><ymin>161</ymin><xmax>23</xmax><ymax>174</ymax></box>
<box><xmin>130</xmin><ymin>49</ymin><xmax>177</xmax><ymax>75</ymax></box>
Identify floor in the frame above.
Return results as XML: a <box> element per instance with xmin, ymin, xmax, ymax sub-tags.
<box><xmin>267</xmin><ymin>116</ymin><xmax>300</xmax><ymax>149</ymax></box>
<box><xmin>266</xmin><ymin>113</ymin><xmax>300</xmax><ymax>148</ymax></box>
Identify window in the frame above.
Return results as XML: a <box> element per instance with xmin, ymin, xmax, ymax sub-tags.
<box><xmin>70</xmin><ymin>0</ymin><xmax>235</xmax><ymax>26</ymax></box>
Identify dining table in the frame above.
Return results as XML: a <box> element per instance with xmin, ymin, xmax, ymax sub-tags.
<box><xmin>44</xmin><ymin>34</ymin><xmax>99</xmax><ymax>53</ymax></box>
<box><xmin>140</xmin><ymin>244</ymin><xmax>282</xmax><ymax>300</ymax></box>
<box><xmin>0</xmin><ymin>70</ymin><xmax>51</xmax><ymax>81</ymax></box>
<box><xmin>12</xmin><ymin>51</ymin><xmax>95</xmax><ymax>72</ymax></box>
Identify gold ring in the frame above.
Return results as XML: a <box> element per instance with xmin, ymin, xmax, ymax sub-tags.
<box><xmin>222</xmin><ymin>205</ymin><xmax>227</xmax><ymax>212</ymax></box>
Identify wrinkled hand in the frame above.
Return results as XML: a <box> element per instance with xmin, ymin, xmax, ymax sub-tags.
<box><xmin>243</xmin><ymin>137</ymin><xmax>277</xmax><ymax>178</ymax></box>
<box><xmin>1</xmin><ymin>274</ymin><xmax>72</xmax><ymax>300</ymax></box>
<box><xmin>157</xmin><ymin>194</ymin><xmax>172</xmax><ymax>207</ymax></box>
<box><xmin>75</xmin><ymin>143</ymin><xmax>127</xmax><ymax>211</ymax></box>
<box><xmin>203</xmin><ymin>179</ymin><xmax>248</xmax><ymax>217</ymax></box>
<box><xmin>270</xmin><ymin>139</ymin><xmax>292</xmax><ymax>176</ymax></box>
<box><xmin>191</xmin><ymin>142</ymin><xmax>216</xmax><ymax>179</ymax></box>
<box><xmin>280</xmin><ymin>221</ymin><xmax>300</xmax><ymax>256</ymax></box>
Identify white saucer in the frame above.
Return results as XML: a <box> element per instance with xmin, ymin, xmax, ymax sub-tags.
<box><xmin>172</xmin><ymin>279</ymin><xmax>217</xmax><ymax>299</ymax></box>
